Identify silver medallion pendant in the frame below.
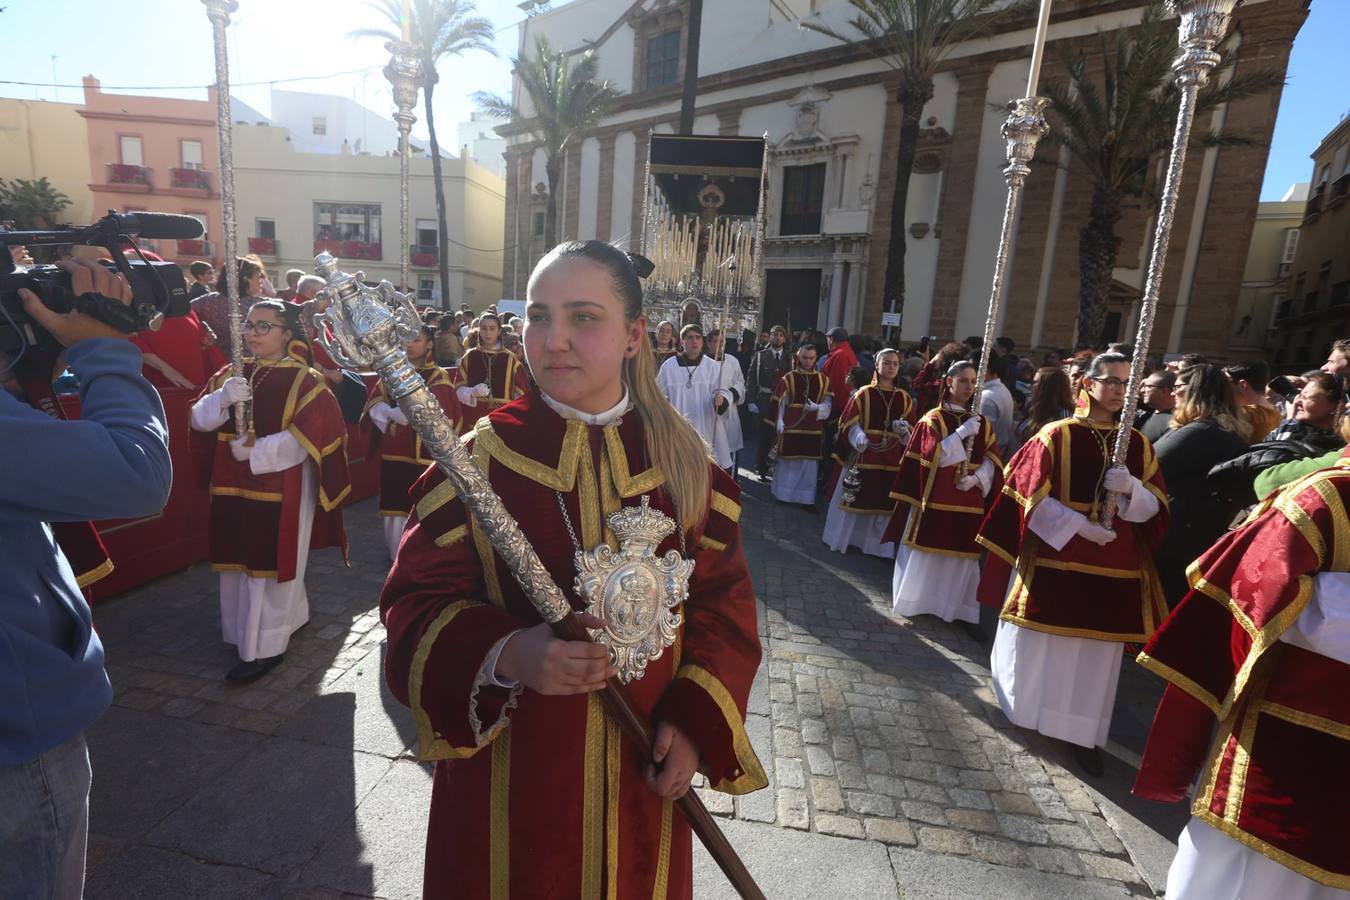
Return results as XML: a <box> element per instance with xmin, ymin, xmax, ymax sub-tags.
<box><xmin>573</xmin><ymin>496</ymin><xmax>693</xmax><ymax>683</ymax></box>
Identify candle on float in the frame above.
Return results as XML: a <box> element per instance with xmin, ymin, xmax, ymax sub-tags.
<box><xmin>401</xmin><ymin>0</ymin><xmax>412</xmax><ymax>43</ymax></box>
<box><xmin>1025</xmin><ymin>0</ymin><xmax>1053</xmax><ymax>98</ymax></box>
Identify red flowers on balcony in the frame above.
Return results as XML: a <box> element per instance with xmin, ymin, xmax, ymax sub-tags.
<box><xmin>170</xmin><ymin>167</ymin><xmax>212</xmax><ymax>192</ymax></box>
<box><xmin>248</xmin><ymin>237</ymin><xmax>277</xmax><ymax>256</ymax></box>
<box><xmin>106</xmin><ymin>163</ymin><xmax>149</xmax><ymax>185</ymax></box>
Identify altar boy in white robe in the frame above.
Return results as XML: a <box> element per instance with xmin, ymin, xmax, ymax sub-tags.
<box><xmin>657</xmin><ymin>324</ymin><xmax>736</xmax><ymax>469</ymax></box>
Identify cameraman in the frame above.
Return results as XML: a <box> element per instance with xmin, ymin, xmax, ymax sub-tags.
<box><xmin>0</xmin><ymin>258</ymin><xmax>172</xmax><ymax>895</ymax></box>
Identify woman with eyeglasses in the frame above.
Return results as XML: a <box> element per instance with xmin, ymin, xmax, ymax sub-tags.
<box><xmin>977</xmin><ymin>351</ymin><xmax>1169</xmax><ymax>776</ymax></box>
<box><xmin>1152</xmin><ymin>365</ymin><xmax>1250</xmax><ymax>606</ymax></box>
<box><xmin>885</xmin><ymin>359</ymin><xmax>1001</xmax><ymax>628</ymax></box>
<box><xmin>189</xmin><ymin>300</ymin><xmax>350</xmax><ymax>684</ymax></box>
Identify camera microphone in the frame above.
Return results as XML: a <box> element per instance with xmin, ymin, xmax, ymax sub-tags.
<box><xmin>97</xmin><ymin>212</ymin><xmax>205</xmax><ymax>241</ymax></box>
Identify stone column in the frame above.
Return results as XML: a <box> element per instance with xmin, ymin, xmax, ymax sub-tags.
<box><xmin>630</xmin><ymin>128</ymin><xmax>652</xmax><ymax>250</ymax></box>
<box><xmin>563</xmin><ymin>142</ymin><xmax>583</xmax><ymax>243</ymax></box>
<box><xmin>926</xmin><ymin>59</ymin><xmax>995</xmax><ymax>340</ymax></box>
<box><xmin>717</xmin><ymin>108</ymin><xmax>742</xmax><ymax>136</ymax></box>
<box><xmin>595</xmin><ymin>133</ymin><xmax>616</xmax><ymax>242</ymax></box>
<box><xmin>826</xmin><ymin>257</ymin><xmax>845</xmax><ymax>327</ymax></box>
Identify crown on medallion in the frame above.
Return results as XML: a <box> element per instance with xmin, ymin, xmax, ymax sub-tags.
<box><xmin>606</xmin><ymin>496</ymin><xmax>676</xmax><ymax>551</ymax></box>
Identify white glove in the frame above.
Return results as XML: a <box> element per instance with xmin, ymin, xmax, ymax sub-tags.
<box><xmin>892</xmin><ymin>419</ymin><xmax>912</xmax><ymax>443</ymax></box>
<box><xmin>229</xmin><ymin>434</ymin><xmax>252</xmax><ymax>463</ymax></box>
<box><xmin>849</xmin><ymin>427</ymin><xmax>868</xmax><ymax>452</ymax></box>
<box><xmin>776</xmin><ymin>418</ymin><xmax>785</xmax><ymax>435</ymax></box>
<box><xmin>1076</xmin><ymin>519</ymin><xmax>1117</xmax><ymax>546</ymax></box>
<box><xmin>456</xmin><ymin>385</ymin><xmax>479</xmax><ymax>407</ymax></box>
<box><xmin>803</xmin><ymin>400</ymin><xmax>819</xmax><ymax>413</ymax></box>
<box><xmin>221</xmin><ymin>376</ymin><xmax>251</xmax><ymax>405</ymax></box>
<box><xmin>387</xmin><ymin>404</ymin><xmax>409</xmax><ymax>427</ymax></box>
<box><xmin>748</xmin><ymin>402</ymin><xmax>760</xmax><ymax>415</ymax></box>
<box><xmin>955</xmin><ymin>416</ymin><xmax>980</xmax><ymax>440</ymax></box>
<box><xmin>474</xmin><ymin>383</ymin><xmax>491</xmax><ymax>398</ymax></box>
<box><xmin>1102</xmin><ymin>465</ymin><xmax>1135</xmax><ymax>494</ymax></box>
<box><xmin>956</xmin><ymin>474</ymin><xmax>979</xmax><ymax>492</ymax></box>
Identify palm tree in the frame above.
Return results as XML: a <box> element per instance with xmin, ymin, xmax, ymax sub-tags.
<box><xmin>473</xmin><ymin>36</ymin><xmax>622</xmax><ymax>250</ymax></box>
<box><xmin>351</xmin><ymin>0</ymin><xmax>495</xmax><ymax>303</ymax></box>
<box><xmin>802</xmin><ymin>0</ymin><xmax>1012</xmax><ymax>335</ymax></box>
<box><xmin>1039</xmin><ymin>0</ymin><xmax>1284</xmax><ymax>344</ymax></box>
<box><xmin>0</xmin><ymin>177</ymin><xmax>71</xmax><ymax>229</ymax></box>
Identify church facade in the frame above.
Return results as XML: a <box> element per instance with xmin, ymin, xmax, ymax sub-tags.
<box><xmin>498</xmin><ymin>0</ymin><xmax>1305</xmax><ymax>356</ymax></box>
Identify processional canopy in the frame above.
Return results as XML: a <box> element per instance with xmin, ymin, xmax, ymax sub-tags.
<box><xmin>641</xmin><ymin>134</ymin><xmax>768</xmax><ymax>339</ymax></box>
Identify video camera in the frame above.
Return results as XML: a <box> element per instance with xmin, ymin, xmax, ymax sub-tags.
<box><xmin>0</xmin><ymin>211</ymin><xmax>204</xmax><ymax>354</ymax></box>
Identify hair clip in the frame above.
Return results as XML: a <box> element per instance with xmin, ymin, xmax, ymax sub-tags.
<box><xmin>625</xmin><ymin>252</ymin><xmax>655</xmax><ymax>279</ymax></box>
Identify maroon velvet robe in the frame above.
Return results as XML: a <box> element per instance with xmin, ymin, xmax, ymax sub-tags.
<box><xmin>380</xmin><ymin>391</ymin><xmax>766</xmax><ymax>899</ymax></box>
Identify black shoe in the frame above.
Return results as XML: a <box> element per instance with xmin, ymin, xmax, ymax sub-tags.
<box><xmin>803</xmin><ymin>503</ymin><xmax>819</xmax><ymax>515</ymax></box>
<box><xmin>1073</xmin><ymin>745</ymin><xmax>1105</xmax><ymax>777</ymax></box>
<box><xmin>226</xmin><ymin>654</ymin><xmax>284</xmax><ymax>685</ymax></box>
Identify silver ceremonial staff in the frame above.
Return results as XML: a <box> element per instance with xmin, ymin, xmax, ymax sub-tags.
<box><xmin>384</xmin><ymin>38</ymin><xmax>420</xmax><ymax>296</ymax></box>
<box><xmin>1101</xmin><ymin>0</ymin><xmax>1239</xmax><ymax>527</ymax></box>
<box><xmin>311</xmin><ymin>254</ymin><xmax>765</xmax><ymax>900</ymax></box>
<box><xmin>959</xmin><ymin>97</ymin><xmax>1051</xmax><ymax>477</ymax></box>
<box><xmin>960</xmin><ymin>0</ymin><xmax>1053</xmax><ymax>476</ymax></box>
<box><xmin>202</xmin><ymin>0</ymin><xmax>245</xmax><ymax>435</ymax></box>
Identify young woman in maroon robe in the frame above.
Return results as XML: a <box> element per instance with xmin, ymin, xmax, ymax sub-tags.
<box><xmin>361</xmin><ymin>325</ymin><xmax>461</xmax><ymax>560</ymax></box>
<box><xmin>453</xmin><ymin>311</ymin><xmax>530</xmax><ymax>430</ymax></box>
<box><xmin>380</xmin><ymin>241</ymin><xmax>765</xmax><ymax>899</ymax></box>
<box><xmin>977</xmin><ymin>351</ymin><xmax>1169</xmax><ymax>775</ymax></box>
<box><xmin>884</xmin><ymin>359</ymin><xmax>1002</xmax><ymax>626</ymax></box>
<box><xmin>822</xmin><ymin>349</ymin><xmax>916</xmax><ymax>558</ymax></box>
<box><xmin>652</xmin><ymin>319</ymin><xmax>678</xmax><ymax>367</ymax></box>
<box><xmin>190</xmin><ymin>300</ymin><xmax>350</xmax><ymax>683</ymax></box>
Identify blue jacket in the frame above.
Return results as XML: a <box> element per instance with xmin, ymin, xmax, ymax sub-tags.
<box><xmin>0</xmin><ymin>339</ymin><xmax>171</xmax><ymax>764</ymax></box>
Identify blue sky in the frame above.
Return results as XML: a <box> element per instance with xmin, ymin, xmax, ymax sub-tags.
<box><xmin>1</xmin><ymin>0</ymin><xmax>1345</xmax><ymax>200</ymax></box>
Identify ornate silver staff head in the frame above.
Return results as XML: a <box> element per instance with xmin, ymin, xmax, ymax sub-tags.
<box><xmin>1001</xmin><ymin>96</ymin><xmax>1051</xmax><ymax>187</ymax></box>
<box><xmin>312</xmin><ymin>252</ymin><xmax>422</xmax><ymax>374</ymax></box>
<box><xmin>1168</xmin><ymin>0</ymin><xmax>1240</xmax><ymax>88</ymax></box>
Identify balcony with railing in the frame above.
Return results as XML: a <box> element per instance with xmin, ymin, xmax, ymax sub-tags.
<box><xmin>168</xmin><ymin>167</ymin><xmax>212</xmax><ymax>196</ymax></box>
<box><xmin>313</xmin><ymin>238</ymin><xmax>382</xmax><ymax>261</ymax></box>
<box><xmin>1330</xmin><ymin>173</ymin><xmax>1350</xmax><ymax>209</ymax></box>
<box><xmin>1305</xmin><ymin>185</ymin><xmax>1325</xmax><ymax>222</ymax></box>
<box><xmin>175</xmin><ymin>238</ymin><xmax>215</xmax><ymax>258</ymax></box>
<box><xmin>411</xmin><ymin>244</ymin><xmax>438</xmax><ymax>267</ymax></box>
<box><xmin>103</xmin><ymin>163</ymin><xmax>151</xmax><ymax>192</ymax></box>
<box><xmin>248</xmin><ymin>236</ymin><xmax>278</xmax><ymax>257</ymax></box>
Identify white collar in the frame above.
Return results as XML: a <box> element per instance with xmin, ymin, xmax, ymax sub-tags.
<box><xmin>541</xmin><ymin>389</ymin><xmax>631</xmax><ymax>426</ymax></box>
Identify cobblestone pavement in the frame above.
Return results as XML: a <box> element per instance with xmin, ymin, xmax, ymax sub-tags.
<box><xmin>82</xmin><ymin>465</ymin><xmax>1186</xmax><ymax>898</ymax></box>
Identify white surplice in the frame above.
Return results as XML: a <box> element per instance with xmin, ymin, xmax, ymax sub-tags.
<box><xmin>891</xmin><ymin>424</ymin><xmax>994</xmax><ymax>623</ymax></box>
<box><xmin>191</xmin><ymin>389</ymin><xmax>316</xmax><ymax>662</ymax></box>
<box><xmin>658</xmin><ymin>354</ymin><xmax>734</xmax><ymax>468</ymax></box>
<box><xmin>712</xmin><ymin>356</ymin><xmax>747</xmax><ymax>470</ymax></box>
<box><xmin>990</xmin><ymin>477</ymin><xmax>1160</xmax><ymax>748</ymax></box>
<box><xmin>1166</xmin><ymin>572</ymin><xmax>1350</xmax><ymax>900</ymax></box>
